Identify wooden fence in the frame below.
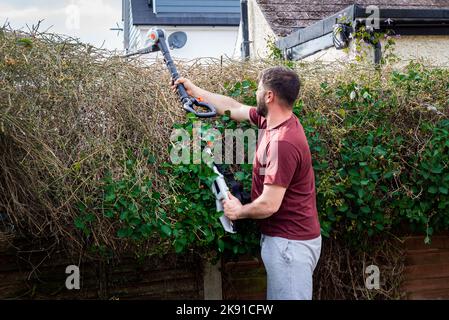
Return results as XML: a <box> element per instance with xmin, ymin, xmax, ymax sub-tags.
<box><xmin>0</xmin><ymin>238</ymin><xmax>203</xmax><ymax>299</ymax></box>
<box><xmin>402</xmin><ymin>235</ymin><xmax>449</xmax><ymax>300</ymax></box>
<box><xmin>2</xmin><ymin>235</ymin><xmax>449</xmax><ymax>300</ymax></box>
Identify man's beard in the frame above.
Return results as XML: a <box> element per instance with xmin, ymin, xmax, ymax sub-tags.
<box><xmin>256</xmin><ymin>99</ymin><xmax>268</xmax><ymax>117</ymax></box>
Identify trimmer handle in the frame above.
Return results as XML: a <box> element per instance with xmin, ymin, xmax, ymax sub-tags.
<box><xmin>148</xmin><ymin>28</ymin><xmax>217</xmax><ymax>118</ymax></box>
<box><xmin>181</xmin><ymin>97</ymin><xmax>217</xmax><ymax>118</ymax></box>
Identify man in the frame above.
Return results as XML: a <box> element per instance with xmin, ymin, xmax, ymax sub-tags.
<box><xmin>173</xmin><ymin>66</ymin><xmax>321</xmax><ymax>300</ymax></box>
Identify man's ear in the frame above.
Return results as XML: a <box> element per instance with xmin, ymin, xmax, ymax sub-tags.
<box><xmin>266</xmin><ymin>90</ymin><xmax>274</xmax><ymax>103</ymax></box>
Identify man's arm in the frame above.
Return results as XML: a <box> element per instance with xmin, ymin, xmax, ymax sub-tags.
<box><xmin>223</xmin><ymin>184</ymin><xmax>287</xmax><ymax>220</ymax></box>
<box><xmin>172</xmin><ymin>77</ymin><xmax>254</xmax><ymax>122</ymax></box>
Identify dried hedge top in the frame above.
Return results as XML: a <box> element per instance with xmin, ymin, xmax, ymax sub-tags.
<box><xmin>1</xmin><ymin>29</ymin><xmax>448</xmax><ymax>259</ymax></box>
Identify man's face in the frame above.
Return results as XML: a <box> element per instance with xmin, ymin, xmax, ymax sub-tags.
<box><xmin>256</xmin><ymin>81</ymin><xmax>268</xmax><ymax>117</ymax></box>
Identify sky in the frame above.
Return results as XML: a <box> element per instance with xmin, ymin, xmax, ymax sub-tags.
<box><xmin>0</xmin><ymin>0</ymin><xmax>124</xmax><ymax>51</ymax></box>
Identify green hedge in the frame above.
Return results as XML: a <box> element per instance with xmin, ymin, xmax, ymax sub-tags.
<box><xmin>1</xmin><ymin>30</ymin><xmax>448</xmax><ymax>260</ymax></box>
<box><xmin>95</xmin><ymin>62</ymin><xmax>449</xmax><ymax>257</ymax></box>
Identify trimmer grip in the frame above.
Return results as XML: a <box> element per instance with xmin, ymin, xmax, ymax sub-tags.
<box><xmin>176</xmin><ymin>82</ymin><xmax>190</xmax><ymax>101</ymax></box>
<box><xmin>191</xmin><ymin>99</ymin><xmax>217</xmax><ymax>118</ymax></box>
<box><xmin>211</xmin><ymin>166</ymin><xmax>236</xmax><ymax>233</ymax></box>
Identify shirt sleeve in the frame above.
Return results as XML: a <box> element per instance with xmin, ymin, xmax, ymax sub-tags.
<box><xmin>263</xmin><ymin>141</ymin><xmax>300</xmax><ymax>188</ymax></box>
<box><xmin>249</xmin><ymin>107</ymin><xmax>262</xmax><ymax>128</ymax></box>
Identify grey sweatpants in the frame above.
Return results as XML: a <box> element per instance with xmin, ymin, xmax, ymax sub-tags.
<box><xmin>260</xmin><ymin>234</ymin><xmax>322</xmax><ymax>300</ymax></box>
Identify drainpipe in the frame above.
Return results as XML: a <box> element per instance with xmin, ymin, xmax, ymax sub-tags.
<box><xmin>373</xmin><ymin>40</ymin><xmax>382</xmax><ymax>65</ymax></box>
<box><xmin>123</xmin><ymin>0</ymin><xmax>130</xmax><ymax>53</ymax></box>
<box><xmin>366</xmin><ymin>29</ymin><xmax>382</xmax><ymax>65</ymax></box>
<box><xmin>240</xmin><ymin>0</ymin><xmax>250</xmax><ymax>60</ymax></box>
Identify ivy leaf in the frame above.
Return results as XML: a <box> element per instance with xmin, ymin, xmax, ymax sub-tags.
<box><xmin>338</xmin><ymin>203</ymin><xmax>349</xmax><ymax>212</ymax></box>
<box><xmin>147</xmin><ymin>154</ymin><xmax>157</xmax><ymax>164</ymax></box>
<box><xmin>320</xmin><ymin>82</ymin><xmax>329</xmax><ymax>90</ymax></box>
<box><xmin>117</xmin><ymin>228</ymin><xmax>131</xmax><ymax>238</ymax></box>
<box><xmin>383</xmin><ymin>172</ymin><xmax>394</xmax><ymax>179</ymax></box>
<box><xmin>126</xmin><ymin>159</ymin><xmax>134</xmax><ymax>167</ymax></box>
<box><xmin>242</xmin><ymin>80</ymin><xmax>251</xmax><ymax>89</ymax></box>
<box><xmin>160</xmin><ymin>225</ymin><xmax>172</xmax><ymax>237</ymax></box>
<box><xmin>74</xmin><ymin>217</ymin><xmax>85</xmax><ymax>230</ymax></box>
<box><xmin>234</xmin><ymin>171</ymin><xmax>246</xmax><ymax>181</ymax></box>
<box><xmin>120</xmin><ymin>211</ymin><xmax>128</xmax><ymax>221</ymax></box>
<box><xmin>217</xmin><ymin>239</ymin><xmax>225</xmax><ymax>253</ymax></box>
<box><xmin>428</xmin><ymin>186</ymin><xmax>438</xmax><ymax>194</ymax></box>
<box><xmin>361</xmin><ymin>146</ymin><xmax>372</xmax><ymax>156</ymax></box>
<box><xmin>174</xmin><ymin>237</ymin><xmax>187</xmax><ymax>253</ymax></box>
<box><xmin>17</xmin><ymin>38</ymin><xmax>33</xmax><ymax>48</ymax></box>
<box><xmin>105</xmin><ymin>193</ymin><xmax>116</xmax><ymax>202</ymax></box>
<box><xmin>431</xmin><ymin>165</ymin><xmax>443</xmax><ymax>174</ymax></box>
<box><xmin>360</xmin><ymin>179</ymin><xmax>370</xmax><ymax>186</ymax></box>
<box><xmin>347</xmin><ymin>211</ymin><xmax>358</xmax><ymax>219</ymax></box>
<box><xmin>152</xmin><ymin>192</ymin><xmax>161</xmax><ymax>200</ymax></box>
<box><xmin>358</xmin><ymin>188</ymin><xmax>365</xmax><ymax>198</ymax></box>
<box><xmin>362</xmin><ymin>91</ymin><xmax>371</xmax><ymax>100</ymax></box>
<box><xmin>361</xmin><ymin>206</ymin><xmax>371</xmax><ymax>214</ymax></box>
<box><xmin>77</xmin><ymin>202</ymin><xmax>87</xmax><ymax>213</ymax></box>
<box><xmin>104</xmin><ymin>210</ymin><xmax>114</xmax><ymax>218</ymax></box>
<box><xmin>439</xmin><ymin>187</ymin><xmax>448</xmax><ymax>195</ymax></box>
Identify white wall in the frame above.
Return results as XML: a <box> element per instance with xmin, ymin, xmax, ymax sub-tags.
<box><xmin>391</xmin><ymin>35</ymin><xmax>449</xmax><ymax>67</ymax></box>
<box><xmin>301</xmin><ymin>35</ymin><xmax>449</xmax><ymax>67</ymax></box>
<box><xmin>128</xmin><ymin>2</ymin><xmax>140</xmax><ymax>52</ymax></box>
<box><xmin>134</xmin><ymin>26</ymin><xmax>239</xmax><ymax>61</ymax></box>
<box><xmin>302</xmin><ymin>42</ymin><xmax>357</xmax><ymax>63</ymax></box>
<box><xmin>248</xmin><ymin>0</ymin><xmax>277</xmax><ymax>59</ymax></box>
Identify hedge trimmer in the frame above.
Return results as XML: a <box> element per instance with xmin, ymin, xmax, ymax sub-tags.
<box><xmin>124</xmin><ymin>28</ymin><xmax>250</xmax><ymax>233</ymax></box>
<box><xmin>124</xmin><ymin>28</ymin><xmax>216</xmax><ymax>118</ymax></box>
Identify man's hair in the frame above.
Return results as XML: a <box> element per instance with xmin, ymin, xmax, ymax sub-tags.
<box><xmin>258</xmin><ymin>66</ymin><xmax>301</xmax><ymax>108</ymax></box>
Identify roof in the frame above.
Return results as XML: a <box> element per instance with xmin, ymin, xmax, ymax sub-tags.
<box><xmin>130</xmin><ymin>0</ymin><xmax>241</xmax><ymax>26</ymax></box>
<box><xmin>276</xmin><ymin>4</ymin><xmax>449</xmax><ymax>61</ymax></box>
<box><xmin>256</xmin><ymin>0</ymin><xmax>449</xmax><ymax>36</ymax></box>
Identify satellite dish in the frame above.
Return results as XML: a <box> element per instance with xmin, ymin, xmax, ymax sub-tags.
<box><xmin>168</xmin><ymin>31</ymin><xmax>187</xmax><ymax>49</ymax></box>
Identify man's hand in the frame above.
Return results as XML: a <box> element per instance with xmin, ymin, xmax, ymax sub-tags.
<box><xmin>223</xmin><ymin>192</ymin><xmax>243</xmax><ymax>221</ymax></box>
<box><xmin>225</xmin><ymin>184</ymin><xmax>286</xmax><ymax>220</ymax></box>
<box><xmin>170</xmin><ymin>77</ymin><xmax>253</xmax><ymax>122</ymax></box>
<box><xmin>171</xmin><ymin>77</ymin><xmax>199</xmax><ymax>97</ymax></box>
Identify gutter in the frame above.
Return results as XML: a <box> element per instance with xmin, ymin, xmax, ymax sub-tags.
<box><xmin>277</xmin><ymin>5</ymin><xmax>449</xmax><ymax>62</ymax></box>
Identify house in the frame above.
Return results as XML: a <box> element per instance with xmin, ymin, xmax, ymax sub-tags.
<box><xmin>122</xmin><ymin>0</ymin><xmax>242</xmax><ymax>60</ymax></box>
<box><xmin>247</xmin><ymin>0</ymin><xmax>449</xmax><ymax>65</ymax></box>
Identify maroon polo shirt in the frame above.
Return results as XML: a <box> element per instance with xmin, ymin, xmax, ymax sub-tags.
<box><xmin>249</xmin><ymin>108</ymin><xmax>321</xmax><ymax>240</ymax></box>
